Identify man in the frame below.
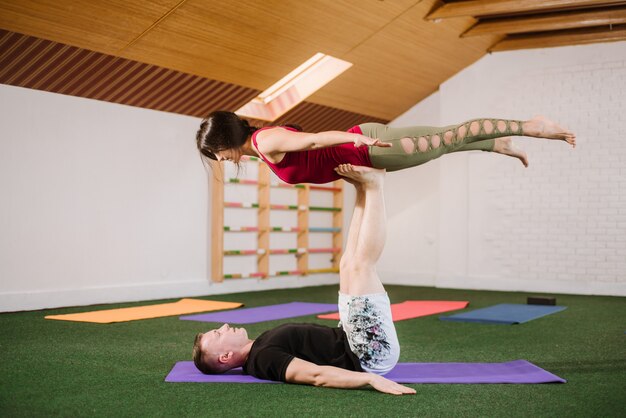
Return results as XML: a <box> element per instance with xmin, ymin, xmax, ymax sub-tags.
<box><xmin>192</xmin><ymin>164</ymin><xmax>415</xmax><ymax>395</ymax></box>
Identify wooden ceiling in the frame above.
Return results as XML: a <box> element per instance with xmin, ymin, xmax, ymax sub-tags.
<box><xmin>428</xmin><ymin>0</ymin><xmax>626</xmax><ymax>52</ymax></box>
<box><xmin>0</xmin><ymin>0</ymin><xmax>624</xmax><ymax>122</ymax></box>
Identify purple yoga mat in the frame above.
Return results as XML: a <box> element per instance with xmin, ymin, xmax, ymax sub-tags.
<box><xmin>383</xmin><ymin>360</ymin><xmax>566</xmax><ymax>383</ymax></box>
<box><xmin>165</xmin><ymin>360</ymin><xmax>565</xmax><ymax>384</ymax></box>
<box><xmin>179</xmin><ymin>302</ymin><xmax>338</xmax><ymax>324</ymax></box>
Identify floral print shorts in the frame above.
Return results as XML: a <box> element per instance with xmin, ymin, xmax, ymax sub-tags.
<box><xmin>338</xmin><ymin>292</ymin><xmax>400</xmax><ymax>375</ymax></box>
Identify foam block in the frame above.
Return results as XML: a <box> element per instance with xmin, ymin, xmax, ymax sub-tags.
<box><xmin>45</xmin><ymin>299</ymin><xmax>242</xmax><ymax>324</ymax></box>
<box><xmin>165</xmin><ymin>360</ymin><xmax>565</xmax><ymax>384</ymax></box>
<box><xmin>527</xmin><ymin>296</ymin><xmax>556</xmax><ymax>306</ymax></box>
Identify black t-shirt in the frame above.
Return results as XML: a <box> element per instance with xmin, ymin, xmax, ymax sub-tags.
<box><xmin>243</xmin><ymin>323</ymin><xmax>363</xmax><ymax>382</ymax></box>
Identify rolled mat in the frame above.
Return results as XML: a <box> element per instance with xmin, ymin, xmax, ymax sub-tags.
<box><xmin>439</xmin><ymin>303</ymin><xmax>567</xmax><ymax>325</ymax></box>
<box><xmin>165</xmin><ymin>360</ymin><xmax>565</xmax><ymax>384</ymax></box>
<box><xmin>45</xmin><ymin>299</ymin><xmax>242</xmax><ymax>324</ymax></box>
<box><xmin>317</xmin><ymin>300</ymin><xmax>469</xmax><ymax>322</ymax></box>
<box><xmin>180</xmin><ymin>302</ymin><xmax>338</xmax><ymax>324</ymax></box>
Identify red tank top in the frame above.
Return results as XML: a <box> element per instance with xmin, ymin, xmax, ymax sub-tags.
<box><xmin>251</xmin><ymin>126</ymin><xmax>371</xmax><ymax>184</ymax></box>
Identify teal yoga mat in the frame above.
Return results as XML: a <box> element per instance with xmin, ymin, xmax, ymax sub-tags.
<box><xmin>440</xmin><ymin>303</ymin><xmax>566</xmax><ymax>325</ymax></box>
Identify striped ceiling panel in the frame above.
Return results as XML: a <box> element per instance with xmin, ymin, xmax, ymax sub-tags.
<box><xmin>273</xmin><ymin>101</ymin><xmax>388</xmax><ymax>133</ymax></box>
<box><xmin>0</xmin><ymin>29</ymin><xmax>388</xmax><ymax>131</ymax></box>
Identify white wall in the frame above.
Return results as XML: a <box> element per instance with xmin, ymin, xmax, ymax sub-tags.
<box><xmin>3</xmin><ymin>41</ymin><xmax>625</xmax><ymax>312</ymax></box>
<box><xmin>377</xmin><ymin>92</ymin><xmax>442</xmax><ymax>286</ymax></box>
<box><xmin>0</xmin><ymin>85</ymin><xmax>341</xmax><ymax>312</ymax></box>
<box><xmin>381</xmin><ymin>41</ymin><xmax>626</xmax><ymax>296</ymax></box>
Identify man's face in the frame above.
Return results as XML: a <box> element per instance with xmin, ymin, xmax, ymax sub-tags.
<box><xmin>201</xmin><ymin>323</ymin><xmax>249</xmax><ymax>355</ymax></box>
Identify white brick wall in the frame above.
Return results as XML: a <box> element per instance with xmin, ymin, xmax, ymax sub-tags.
<box><xmin>385</xmin><ymin>41</ymin><xmax>626</xmax><ymax>296</ymax></box>
<box><xmin>377</xmin><ymin>92</ymin><xmax>441</xmax><ymax>286</ymax></box>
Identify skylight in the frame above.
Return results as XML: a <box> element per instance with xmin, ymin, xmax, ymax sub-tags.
<box><xmin>235</xmin><ymin>53</ymin><xmax>352</xmax><ymax>122</ymax></box>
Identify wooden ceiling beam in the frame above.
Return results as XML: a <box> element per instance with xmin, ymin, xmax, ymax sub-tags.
<box><xmin>427</xmin><ymin>0</ymin><xmax>626</xmax><ymax>20</ymax></box>
<box><xmin>489</xmin><ymin>24</ymin><xmax>626</xmax><ymax>51</ymax></box>
<box><xmin>464</xmin><ymin>7</ymin><xmax>626</xmax><ymax>36</ymax></box>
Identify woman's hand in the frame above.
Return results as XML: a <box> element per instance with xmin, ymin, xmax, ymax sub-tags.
<box><xmin>354</xmin><ymin>136</ymin><xmax>392</xmax><ymax>148</ymax></box>
<box><xmin>368</xmin><ymin>374</ymin><xmax>416</xmax><ymax>395</ymax></box>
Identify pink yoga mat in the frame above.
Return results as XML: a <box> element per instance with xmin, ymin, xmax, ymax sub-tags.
<box><xmin>165</xmin><ymin>360</ymin><xmax>565</xmax><ymax>384</ymax></box>
<box><xmin>317</xmin><ymin>300</ymin><xmax>469</xmax><ymax>321</ymax></box>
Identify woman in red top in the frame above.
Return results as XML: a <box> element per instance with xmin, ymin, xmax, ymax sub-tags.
<box><xmin>196</xmin><ymin>111</ymin><xmax>575</xmax><ymax>184</ymax></box>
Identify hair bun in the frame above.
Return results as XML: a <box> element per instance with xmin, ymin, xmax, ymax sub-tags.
<box><xmin>240</xmin><ymin>118</ymin><xmax>259</xmax><ymax>135</ymax></box>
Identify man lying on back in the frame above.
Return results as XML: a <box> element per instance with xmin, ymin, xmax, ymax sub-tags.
<box><xmin>192</xmin><ymin>165</ymin><xmax>415</xmax><ymax>395</ymax></box>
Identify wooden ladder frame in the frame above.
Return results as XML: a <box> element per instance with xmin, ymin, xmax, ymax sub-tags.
<box><xmin>211</xmin><ymin>161</ymin><xmax>343</xmax><ymax>282</ymax></box>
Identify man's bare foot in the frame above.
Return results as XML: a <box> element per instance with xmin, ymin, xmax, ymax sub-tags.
<box><xmin>494</xmin><ymin>137</ymin><xmax>529</xmax><ymax>167</ymax></box>
<box><xmin>335</xmin><ymin>166</ymin><xmax>361</xmax><ymax>188</ymax></box>
<box><xmin>334</xmin><ymin>164</ymin><xmax>385</xmax><ymax>188</ymax></box>
<box><xmin>522</xmin><ymin>116</ymin><xmax>576</xmax><ymax>147</ymax></box>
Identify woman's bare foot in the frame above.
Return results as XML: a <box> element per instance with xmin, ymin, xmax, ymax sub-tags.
<box><xmin>334</xmin><ymin>164</ymin><xmax>385</xmax><ymax>188</ymax></box>
<box><xmin>522</xmin><ymin>116</ymin><xmax>576</xmax><ymax>147</ymax></box>
<box><xmin>494</xmin><ymin>137</ymin><xmax>529</xmax><ymax>167</ymax></box>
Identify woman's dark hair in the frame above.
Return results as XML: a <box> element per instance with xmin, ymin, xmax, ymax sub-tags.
<box><xmin>196</xmin><ymin>111</ymin><xmax>303</xmax><ymax>166</ymax></box>
<box><xmin>196</xmin><ymin>111</ymin><xmax>257</xmax><ymax>162</ymax></box>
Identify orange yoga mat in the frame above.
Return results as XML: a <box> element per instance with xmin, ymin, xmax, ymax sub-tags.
<box><xmin>317</xmin><ymin>300</ymin><xmax>469</xmax><ymax>322</ymax></box>
<box><xmin>45</xmin><ymin>298</ymin><xmax>243</xmax><ymax>324</ymax></box>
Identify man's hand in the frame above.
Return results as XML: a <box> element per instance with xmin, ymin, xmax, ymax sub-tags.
<box><xmin>286</xmin><ymin>358</ymin><xmax>416</xmax><ymax>395</ymax></box>
<box><xmin>368</xmin><ymin>374</ymin><xmax>416</xmax><ymax>395</ymax></box>
<box><xmin>353</xmin><ymin>136</ymin><xmax>392</xmax><ymax>148</ymax></box>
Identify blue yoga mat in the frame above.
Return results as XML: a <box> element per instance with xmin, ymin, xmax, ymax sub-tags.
<box><xmin>180</xmin><ymin>302</ymin><xmax>337</xmax><ymax>324</ymax></box>
<box><xmin>440</xmin><ymin>303</ymin><xmax>567</xmax><ymax>325</ymax></box>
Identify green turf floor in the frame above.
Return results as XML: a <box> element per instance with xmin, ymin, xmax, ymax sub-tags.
<box><xmin>1</xmin><ymin>285</ymin><xmax>624</xmax><ymax>417</ymax></box>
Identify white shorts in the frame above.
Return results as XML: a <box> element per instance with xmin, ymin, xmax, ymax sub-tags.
<box><xmin>338</xmin><ymin>292</ymin><xmax>400</xmax><ymax>375</ymax></box>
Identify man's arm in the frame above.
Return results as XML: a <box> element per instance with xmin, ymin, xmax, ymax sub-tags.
<box><xmin>284</xmin><ymin>357</ymin><xmax>415</xmax><ymax>395</ymax></box>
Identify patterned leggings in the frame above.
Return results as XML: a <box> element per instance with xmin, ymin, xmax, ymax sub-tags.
<box><xmin>338</xmin><ymin>292</ymin><xmax>399</xmax><ymax>375</ymax></box>
<box><xmin>359</xmin><ymin>118</ymin><xmax>524</xmax><ymax>171</ymax></box>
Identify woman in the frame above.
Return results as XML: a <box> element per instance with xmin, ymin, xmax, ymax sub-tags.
<box><xmin>196</xmin><ymin>111</ymin><xmax>575</xmax><ymax>184</ymax></box>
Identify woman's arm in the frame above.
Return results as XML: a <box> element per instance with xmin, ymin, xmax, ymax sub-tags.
<box><xmin>256</xmin><ymin>127</ymin><xmax>390</xmax><ymax>157</ymax></box>
<box><xmin>284</xmin><ymin>357</ymin><xmax>415</xmax><ymax>395</ymax></box>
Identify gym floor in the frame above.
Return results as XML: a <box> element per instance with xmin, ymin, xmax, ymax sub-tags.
<box><xmin>1</xmin><ymin>285</ymin><xmax>623</xmax><ymax>417</ymax></box>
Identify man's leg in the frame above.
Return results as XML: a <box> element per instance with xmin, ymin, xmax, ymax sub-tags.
<box><xmin>335</xmin><ymin>164</ymin><xmax>399</xmax><ymax>375</ymax></box>
<box><xmin>338</xmin><ymin>177</ymin><xmax>365</xmax><ymax>295</ymax></box>
<box><xmin>336</xmin><ymin>164</ymin><xmax>386</xmax><ymax>296</ymax></box>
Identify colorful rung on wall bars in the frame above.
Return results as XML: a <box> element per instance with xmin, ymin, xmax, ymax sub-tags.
<box><xmin>211</xmin><ymin>156</ymin><xmax>343</xmax><ymax>282</ymax></box>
